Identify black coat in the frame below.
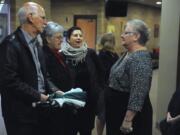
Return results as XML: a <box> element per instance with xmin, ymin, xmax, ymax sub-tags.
<box><xmin>43</xmin><ymin>45</ymin><xmax>73</xmax><ymax>92</ymax></box>
<box><xmin>159</xmin><ymin>88</ymin><xmax>180</xmax><ymax>135</ymax></box>
<box><xmin>98</xmin><ymin>50</ymin><xmax>119</xmax><ymax>84</ymax></box>
<box><xmin>168</xmin><ymin>88</ymin><xmax>180</xmax><ymax>117</ymax></box>
<box><xmin>0</xmin><ymin>27</ymin><xmax>50</xmax><ymax>123</ymax></box>
<box><xmin>62</xmin><ymin>48</ymin><xmax>105</xmax><ymax>130</ymax></box>
<box><xmin>42</xmin><ymin>45</ymin><xmax>76</xmax><ymax>135</ymax></box>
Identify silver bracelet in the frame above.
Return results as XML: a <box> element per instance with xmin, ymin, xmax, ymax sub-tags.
<box><xmin>120</xmin><ymin>126</ymin><xmax>133</xmax><ymax>134</ymax></box>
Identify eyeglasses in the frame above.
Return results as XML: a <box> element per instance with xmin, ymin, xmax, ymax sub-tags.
<box><xmin>122</xmin><ymin>31</ymin><xmax>136</xmax><ymax>36</ymax></box>
<box><xmin>53</xmin><ymin>35</ymin><xmax>63</xmax><ymax>40</ymax></box>
<box><xmin>30</xmin><ymin>13</ymin><xmax>46</xmax><ymax>20</ymax></box>
<box><xmin>39</xmin><ymin>16</ymin><xmax>46</xmax><ymax>20</ymax></box>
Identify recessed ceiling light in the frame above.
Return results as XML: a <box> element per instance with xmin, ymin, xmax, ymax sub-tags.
<box><xmin>0</xmin><ymin>0</ymin><xmax>5</xmax><ymax>4</ymax></box>
<box><xmin>156</xmin><ymin>1</ymin><xmax>162</xmax><ymax>5</ymax></box>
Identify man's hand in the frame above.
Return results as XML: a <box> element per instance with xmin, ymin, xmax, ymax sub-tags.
<box><xmin>40</xmin><ymin>93</ymin><xmax>49</xmax><ymax>102</ymax></box>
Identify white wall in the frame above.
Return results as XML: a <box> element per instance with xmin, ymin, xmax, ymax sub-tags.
<box><xmin>157</xmin><ymin>0</ymin><xmax>180</xmax><ymax>121</ymax></box>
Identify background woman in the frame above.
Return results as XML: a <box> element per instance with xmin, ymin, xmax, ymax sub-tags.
<box><xmin>96</xmin><ymin>32</ymin><xmax>119</xmax><ymax>135</ymax></box>
<box><xmin>61</xmin><ymin>26</ymin><xmax>104</xmax><ymax>135</ymax></box>
<box><xmin>105</xmin><ymin>19</ymin><xmax>153</xmax><ymax>135</ymax></box>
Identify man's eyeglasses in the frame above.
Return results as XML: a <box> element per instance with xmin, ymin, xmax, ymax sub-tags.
<box><xmin>30</xmin><ymin>13</ymin><xmax>46</xmax><ymax>20</ymax></box>
<box><xmin>39</xmin><ymin>16</ymin><xmax>46</xmax><ymax>20</ymax></box>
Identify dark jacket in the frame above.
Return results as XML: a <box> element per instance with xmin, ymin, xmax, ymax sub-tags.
<box><xmin>43</xmin><ymin>45</ymin><xmax>73</xmax><ymax>92</ymax></box>
<box><xmin>0</xmin><ymin>27</ymin><xmax>50</xmax><ymax>123</ymax></box>
<box><xmin>98</xmin><ymin>50</ymin><xmax>119</xmax><ymax>84</ymax></box>
<box><xmin>62</xmin><ymin>48</ymin><xmax>105</xmax><ymax>130</ymax></box>
<box><xmin>84</xmin><ymin>49</ymin><xmax>105</xmax><ymax>111</ymax></box>
<box><xmin>159</xmin><ymin>88</ymin><xmax>180</xmax><ymax>135</ymax></box>
<box><xmin>87</xmin><ymin>49</ymin><xmax>105</xmax><ymax>107</ymax></box>
<box><xmin>168</xmin><ymin>88</ymin><xmax>180</xmax><ymax>117</ymax></box>
<box><xmin>42</xmin><ymin>45</ymin><xmax>76</xmax><ymax>135</ymax></box>
<box><xmin>0</xmin><ymin>37</ymin><xmax>8</xmax><ymax>92</ymax></box>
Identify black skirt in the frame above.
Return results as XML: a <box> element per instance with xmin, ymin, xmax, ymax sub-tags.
<box><xmin>105</xmin><ymin>87</ymin><xmax>153</xmax><ymax>135</ymax></box>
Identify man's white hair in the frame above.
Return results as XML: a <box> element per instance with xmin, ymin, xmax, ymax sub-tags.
<box><xmin>17</xmin><ymin>2</ymin><xmax>40</xmax><ymax>25</ymax></box>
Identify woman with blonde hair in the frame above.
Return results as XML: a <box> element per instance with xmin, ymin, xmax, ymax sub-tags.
<box><xmin>96</xmin><ymin>32</ymin><xmax>119</xmax><ymax>135</ymax></box>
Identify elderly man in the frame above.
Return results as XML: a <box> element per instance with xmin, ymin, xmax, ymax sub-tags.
<box><xmin>0</xmin><ymin>2</ymin><xmax>50</xmax><ymax>135</ymax></box>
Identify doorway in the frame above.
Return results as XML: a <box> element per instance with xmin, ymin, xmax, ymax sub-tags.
<box><xmin>74</xmin><ymin>15</ymin><xmax>97</xmax><ymax>49</ymax></box>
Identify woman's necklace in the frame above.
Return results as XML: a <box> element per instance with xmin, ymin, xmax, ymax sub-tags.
<box><xmin>133</xmin><ymin>47</ymin><xmax>147</xmax><ymax>52</ymax></box>
<box><xmin>129</xmin><ymin>46</ymin><xmax>147</xmax><ymax>53</ymax></box>
<box><xmin>126</xmin><ymin>47</ymin><xmax>147</xmax><ymax>58</ymax></box>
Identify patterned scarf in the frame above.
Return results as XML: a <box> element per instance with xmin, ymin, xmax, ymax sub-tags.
<box><xmin>61</xmin><ymin>41</ymin><xmax>88</xmax><ymax>65</ymax></box>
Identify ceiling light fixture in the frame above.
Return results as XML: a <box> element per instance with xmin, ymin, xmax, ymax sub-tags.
<box><xmin>156</xmin><ymin>1</ymin><xmax>162</xmax><ymax>5</ymax></box>
<box><xmin>0</xmin><ymin>0</ymin><xmax>5</xmax><ymax>4</ymax></box>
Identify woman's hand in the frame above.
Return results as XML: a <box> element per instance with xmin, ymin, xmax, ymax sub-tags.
<box><xmin>40</xmin><ymin>93</ymin><xmax>49</xmax><ymax>102</ymax></box>
<box><xmin>120</xmin><ymin>120</ymin><xmax>133</xmax><ymax>134</ymax></box>
<box><xmin>166</xmin><ymin>112</ymin><xmax>172</xmax><ymax>122</ymax></box>
<box><xmin>167</xmin><ymin>112</ymin><xmax>180</xmax><ymax>123</ymax></box>
<box><xmin>120</xmin><ymin>110</ymin><xmax>136</xmax><ymax>134</ymax></box>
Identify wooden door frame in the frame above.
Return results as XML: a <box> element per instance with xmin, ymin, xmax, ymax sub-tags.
<box><xmin>74</xmin><ymin>15</ymin><xmax>97</xmax><ymax>48</ymax></box>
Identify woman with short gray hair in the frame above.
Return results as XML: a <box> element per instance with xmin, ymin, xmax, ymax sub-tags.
<box><xmin>42</xmin><ymin>21</ymin><xmax>74</xmax><ymax>135</ymax></box>
<box><xmin>127</xmin><ymin>19</ymin><xmax>150</xmax><ymax>45</ymax></box>
<box><xmin>43</xmin><ymin>21</ymin><xmax>64</xmax><ymax>38</ymax></box>
<box><xmin>105</xmin><ymin>19</ymin><xmax>152</xmax><ymax>135</ymax></box>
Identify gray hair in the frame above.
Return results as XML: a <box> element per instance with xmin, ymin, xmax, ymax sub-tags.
<box><xmin>127</xmin><ymin>19</ymin><xmax>150</xmax><ymax>45</ymax></box>
<box><xmin>17</xmin><ymin>2</ymin><xmax>40</xmax><ymax>25</ymax></box>
<box><xmin>43</xmin><ymin>21</ymin><xmax>64</xmax><ymax>37</ymax></box>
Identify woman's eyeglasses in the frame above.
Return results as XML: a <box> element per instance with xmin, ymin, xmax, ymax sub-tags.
<box><xmin>122</xmin><ymin>31</ymin><xmax>137</xmax><ymax>36</ymax></box>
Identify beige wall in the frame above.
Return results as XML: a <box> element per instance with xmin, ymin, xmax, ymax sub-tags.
<box><xmin>10</xmin><ymin>0</ymin><xmax>161</xmax><ymax>54</ymax></box>
<box><xmin>10</xmin><ymin>0</ymin><xmax>51</xmax><ymax>29</ymax></box>
<box><xmin>105</xmin><ymin>3</ymin><xmax>161</xmax><ymax>54</ymax></box>
<box><xmin>157</xmin><ymin>0</ymin><xmax>180</xmax><ymax>121</ymax></box>
<box><xmin>51</xmin><ymin>0</ymin><xmax>105</xmax><ymax>46</ymax></box>
<box><xmin>51</xmin><ymin>1</ymin><xmax>161</xmax><ymax>54</ymax></box>
<box><xmin>127</xmin><ymin>3</ymin><xmax>161</xmax><ymax>51</ymax></box>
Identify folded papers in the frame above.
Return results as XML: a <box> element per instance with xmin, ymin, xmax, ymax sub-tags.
<box><xmin>32</xmin><ymin>88</ymin><xmax>87</xmax><ymax>108</ymax></box>
<box><xmin>50</xmin><ymin>88</ymin><xmax>86</xmax><ymax>107</ymax></box>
